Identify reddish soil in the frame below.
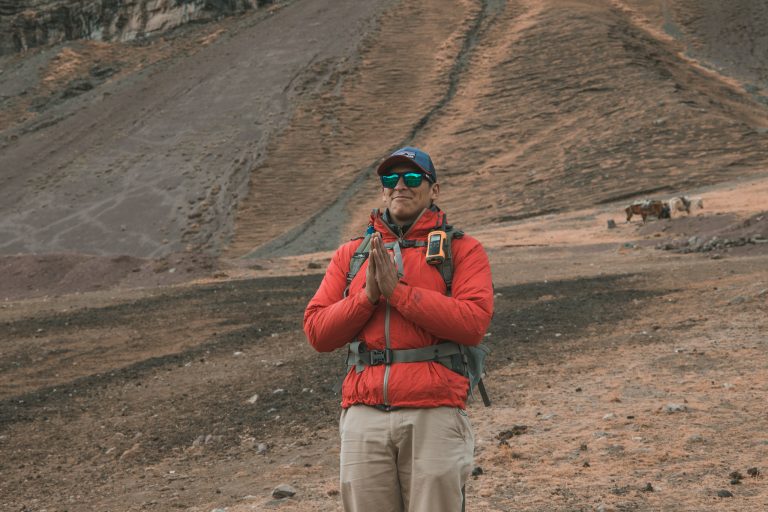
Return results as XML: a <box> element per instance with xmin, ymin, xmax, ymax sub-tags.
<box><xmin>1</xmin><ymin>1</ymin><xmax>768</xmax><ymax>511</ymax></box>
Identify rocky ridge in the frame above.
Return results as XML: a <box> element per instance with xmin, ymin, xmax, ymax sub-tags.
<box><xmin>0</xmin><ymin>0</ymin><xmax>271</xmax><ymax>55</ymax></box>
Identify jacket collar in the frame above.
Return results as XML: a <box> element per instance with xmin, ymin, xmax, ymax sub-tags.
<box><xmin>373</xmin><ymin>205</ymin><xmax>444</xmax><ymax>241</ymax></box>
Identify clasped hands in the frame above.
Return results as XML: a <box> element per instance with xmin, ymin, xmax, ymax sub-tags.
<box><xmin>365</xmin><ymin>232</ymin><xmax>400</xmax><ymax>304</ymax></box>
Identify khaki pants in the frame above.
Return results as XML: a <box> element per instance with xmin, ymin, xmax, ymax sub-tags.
<box><xmin>339</xmin><ymin>405</ymin><xmax>474</xmax><ymax>512</ymax></box>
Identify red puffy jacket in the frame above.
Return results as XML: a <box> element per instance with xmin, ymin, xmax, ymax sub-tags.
<box><xmin>303</xmin><ymin>207</ymin><xmax>494</xmax><ymax>409</ymax></box>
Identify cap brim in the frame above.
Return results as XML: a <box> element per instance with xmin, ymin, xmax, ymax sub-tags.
<box><xmin>376</xmin><ymin>155</ymin><xmax>427</xmax><ymax>176</ymax></box>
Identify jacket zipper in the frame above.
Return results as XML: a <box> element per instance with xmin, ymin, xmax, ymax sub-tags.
<box><xmin>378</xmin><ymin>207</ymin><xmax>435</xmax><ymax>406</ymax></box>
<box><xmin>383</xmin><ymin>301</ymin><xmax>391</xmax><ymax>405</ymax></box>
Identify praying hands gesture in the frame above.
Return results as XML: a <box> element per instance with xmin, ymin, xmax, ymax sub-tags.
<box><xmin>365</xmin><ymin>232</ymin><xmax>399</xmax><ymax>304</ymax></box>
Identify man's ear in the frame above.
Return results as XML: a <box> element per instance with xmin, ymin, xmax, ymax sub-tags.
<box><xmin>430</xmin><ymin>183</ymin><xmax>440</xmax><ymax>201</ymax></box>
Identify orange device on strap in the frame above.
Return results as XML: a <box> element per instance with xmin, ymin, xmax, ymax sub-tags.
<box><xmin>425</xmin><ymin>230</ymin><xmax>446</xmax><ymax>265</ymax></box>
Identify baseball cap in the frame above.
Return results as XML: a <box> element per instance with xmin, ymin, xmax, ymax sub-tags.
<box><xmin>376</xmin><ymin>146</ymin><xmax>437</xmax><ymax>183</ymax></box>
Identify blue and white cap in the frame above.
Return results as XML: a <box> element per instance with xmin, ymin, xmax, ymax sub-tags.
<box><xmin>376</xmin><ymin>146</ymin><xmax>437</xmax><ymax>183</ymax></box>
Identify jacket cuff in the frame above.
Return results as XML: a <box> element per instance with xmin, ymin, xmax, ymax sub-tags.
<box><xmin>388</xmin><ymin>281</ymin><xmax>407</xmax><ymax>306</ymax></box>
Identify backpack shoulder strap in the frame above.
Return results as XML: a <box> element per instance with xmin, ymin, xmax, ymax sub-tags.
<box><xmin>344</xmin><ymin>209</ymin><xmax>378</xmax><ymax>297</ymax></box>
<box><xmin>435</xmin><ymin>214</ymin><xmax>463</xmax><ymax>296</ymax></box>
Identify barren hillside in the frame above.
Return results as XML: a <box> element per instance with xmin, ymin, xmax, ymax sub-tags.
<box><xmin>1</xmin><ymin>1</ymin><xmax>767</xmax><ymax>511</ymax></box>
<box><xmin>2</xmin><ymin>0</ymin><xmax>767</xmax><ymax>262</ymax></box>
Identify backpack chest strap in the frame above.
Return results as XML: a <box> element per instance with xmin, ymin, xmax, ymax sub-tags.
<box><xmin>393</xmin><ymin>239</ymin><xmax>428</xmax><ymax>248</ymax></box>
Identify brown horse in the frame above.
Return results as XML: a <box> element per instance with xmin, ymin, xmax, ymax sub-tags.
<box><xmin>625</xmin><ymin>200</ymin><xmax>668</xmax><ymax>222</ymax></box>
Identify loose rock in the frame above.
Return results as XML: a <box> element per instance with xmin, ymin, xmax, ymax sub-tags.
<box><xmin>272</xmin><ymin>484</ymin><xmax>297</xmax><ymax>499</ymax></box>
<box><xmin>665</xmin><ymin>403</ymin><xmax>687</xmax><ymax>413</ymax></box>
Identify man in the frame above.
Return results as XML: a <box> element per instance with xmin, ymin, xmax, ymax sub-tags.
<box><xmin>303</xmin><ymin>146</ymin><xmax>494</xmax><ymax>512</ymax></box>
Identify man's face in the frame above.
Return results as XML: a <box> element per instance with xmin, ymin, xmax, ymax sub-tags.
<box><xmin>381</xmin><ymin>164</ymin><xmax>440</xmax><ymax>225</ymax></box>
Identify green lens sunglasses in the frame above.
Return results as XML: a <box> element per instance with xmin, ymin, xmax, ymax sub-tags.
<box><xmin>380</xmin><ymin>172</ymin><xmax>432</xmax><ymax>189</ymax></box>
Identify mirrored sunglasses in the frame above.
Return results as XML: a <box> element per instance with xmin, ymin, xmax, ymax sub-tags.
<box><xmin>380</xmin><ymin>172</ymin><xmax>432</xmax><ymax>189</ymax></box>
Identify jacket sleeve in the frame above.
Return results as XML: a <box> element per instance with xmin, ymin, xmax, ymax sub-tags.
<box><xmin>387</xmin><ymin>239</ymin><xmax>493</xmax><ymax>345</ymax></box>
<box><xmin>303</xmin><ymin>244</ymin><xmax>378</xmax><ymax>352</ymax></box>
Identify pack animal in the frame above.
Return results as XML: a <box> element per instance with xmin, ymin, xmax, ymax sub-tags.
<box><xmin>625</xmin><ymin>200</ymin><xmax>667</xmax><ymax>222</ymax></box>
<box><xmin>668</xmin><ymin>196</ymin><xmax>692</xmax><ymax>215</ymax></box>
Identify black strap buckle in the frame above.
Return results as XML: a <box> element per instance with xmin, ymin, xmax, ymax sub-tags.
<box><xmin>372</xmin><ymin>404</ymin><xmax>402</xmax><ymax>412</ymax></box>
<box><xmin>368</xmin><ymin>349</ymin><xmax>393</xmax><ymax>366</ymax></box>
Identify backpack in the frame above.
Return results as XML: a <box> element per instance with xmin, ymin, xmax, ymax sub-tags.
<box><xmin>341</xmin><ymin>209</ymin><xmax>491</xmax><ymax>406</ymax></box>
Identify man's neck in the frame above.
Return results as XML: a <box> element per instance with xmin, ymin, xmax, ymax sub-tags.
<box><xmin>383</xmin><ymin>210</ymin><xmax>414</xmax><ymax>237</ymax></box>
<box><xmin>383</xmin><ymin>205</ymin><xmax>440</xmax><ymax>236</ymax></box>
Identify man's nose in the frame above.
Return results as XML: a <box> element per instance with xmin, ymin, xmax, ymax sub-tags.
<box><xmin>394</xmin><ymin>176</ymin><xmax>408</xmax><ymax>190</ymax></box>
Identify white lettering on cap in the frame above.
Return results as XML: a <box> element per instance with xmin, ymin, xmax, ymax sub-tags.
<box><xmin>398</xmin><ymin>151</ymin><xmax>416</xmax><ymax>159</ymax></box>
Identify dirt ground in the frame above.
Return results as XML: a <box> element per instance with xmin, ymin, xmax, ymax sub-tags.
<box><xmin>1</xmin><ymin>0</ymin><xmax>768</xmax><ymax>511</ymax></box>
<box><xmin>2</xmin><ymin>184</ymin><xmax>766</xmax><ymax>511</ymax></box>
